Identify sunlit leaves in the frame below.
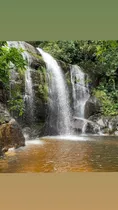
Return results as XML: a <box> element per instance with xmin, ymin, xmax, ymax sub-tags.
<box><xmin>94</xmin><ymin>89</ymin><xmax>118</xmax><ymax>116</ymax></box>
<box><xmin>0</xmin><ymin>41</ymin><xmax>26</xmax><ymax>86</ymax></box>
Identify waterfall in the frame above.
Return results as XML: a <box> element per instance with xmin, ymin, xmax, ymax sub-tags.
<box><xmin>71</xmin><ymin>65</ymin><xmax>90</xmax><ymax>118</ymax></box>
<box><xmin>37</xmin><ymin>48</ymin><xmax>72</xmax><ymax>135</ymax></box>
<box><xmin>82</xmin><ymin>121</ymin><xmax>88</xmax><ymax>134</ymax></box>
<box><xmin>7</xmin><ymin>41</ymin><xmax>34</xmax><ymax>122</ymax></box>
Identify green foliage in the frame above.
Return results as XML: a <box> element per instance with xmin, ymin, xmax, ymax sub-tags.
<box><xmin>96</xmin><ymin>40</ymin><xmax>118</xmax><ymax>76</ymax></box>
<box><xmin>37</xmin><ymin>67</ymin><xmax>48</xmax><ymax>102</ymax></box>
<box><xmin>36</xmin><ymin>41</ymin><xmax>78</xmax><ymax>64</ymax></box>
<box><xmin>0</xmin><ymin>41</ymin><xmax>26</xmax><ymax>116</ymax></box>
<box><xmin>33</xmin><ymin>40</ymin><xmax>118</xmax><ymax>76</ymax></box>
<box><xmin>85</xmin><ymin>78</ymin><xmax>92</xmax><ymax>86</ymax></box>
<box><xmin>26</xmin><ymin>50</ymin><xmax>45</xmax><ymax>64</ymax></box>
<box><xmin>65</xmin><ymin>72</ymin><xmax>71</xmax><ymax>86</ymax></box>
<box><xmin>0</xmin><ymin>41</ymin><xmax>26</xmax><ymax>87</ymax></box>
<box><xmin>93</xmin><ymin>40</ymin><xmax>118</xmax><ymax>116</ymax></box>
<box><xmin>29</xmin><ymin>40</ymin><xmax>118</xmax><ymax>117</ymax></box>
<box><xmin>93</xmin><ymin>89</ymin><xmax>118</xmax><ymax>116</ymax></box>
<box><xmin>38</xmin><ymin>84</ymin><xmax>48</xmax><ymax>102</ymax></box>
<box><xmin>0</xmin><ymin>117</ymin><xmax>6</xmax><ymax>124</ymax></box>
<box><xmin>8</xmin><ymin>98</ymin><xmax>25</xmax><ymax>116</ymax></box>
<box><xmin>7</xmin><ymin>89</ymin><xmax>25</xmax><ymax>116</ymax></box>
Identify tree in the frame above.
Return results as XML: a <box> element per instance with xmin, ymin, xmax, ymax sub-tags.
<box><xmin>0</xmin><ymin>41</ymin><xmax>26</xmax><ymax>116</ymax></box>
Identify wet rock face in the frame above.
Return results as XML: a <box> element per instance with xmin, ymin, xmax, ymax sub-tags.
<box><xmin>84</xmin><ymin>96</ymin><xmax>101</xmax><ymax>119</ymax></box>
<box><xmin>72</xmin><ymin>117</ymin><xmax>100</xmax><ymax>134</ymax></box>
<box><xmin>89</xmin><ymin>115</ymin><xmax>118</xmax><ymax>135</ymax></box>
<box><xmin>22</xmin><ymin>123</ymin><xmax>46</xmax><ymax>139</ymax></box>
<box><xmin>23</xmin><ymin>42</ymin><xmax>46</xmax><ymax>69</ymax></box>
<box><xmin>108</xmin><ymin>117</ymin><xmax>118</xmax><ymax>134</ymax></box>
<box><xmin>0</xmin><ymin>103</ymin><xmax>12</xmax><ymax>124</ymax></box>
<box><xmin>83</xmin><ymin>121</ymin><xmax>100</xmax><ymax>134</ymax></box>
<box><xmin>30</xmin><ymin>69</ymin><xmax>48</xmax><ymax>125</ymax></box>
<box><xmin>0</xmin><ymin>82</ymin><xmax>7</xmax><ymax>104</ymax></box>
<box><xmin>7</xmin><ymin>42</ymin><xmax>47</xmax><ymax>128</ymax></box>
<box><xmin>0</xmin><ymin>103</ymin><xmax>25</xmax><ymax>155</ymax></box>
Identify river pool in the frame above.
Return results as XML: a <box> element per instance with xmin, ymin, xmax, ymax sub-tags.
<box><xmin>0</xmin><ymin>135</ymin><xmax>118</xmax><ymax>172</ymax></box>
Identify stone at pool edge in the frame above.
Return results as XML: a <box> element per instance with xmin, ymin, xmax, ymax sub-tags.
<box><xmin>115</xmin><ymin>131</ymin><xmax>118</xmax><ymax>136</ymax></box>
<box><xmin>0</xmin><ymin>118</ymin><xmax>25</xmax><ymax>155</ymax></box>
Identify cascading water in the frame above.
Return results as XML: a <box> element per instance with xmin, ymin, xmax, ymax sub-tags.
<box><xmin>71</xmin><ymin>65</ymin><xmax>90</xmax><ymax>118</ymax></box>
<box><xmin>7</xmin><ymin>41</ymin><xmax>34</xmax><ymax>122</ymax></box>
<box><xmin>37</xmin><ymin>48</ymin><xmax>72</xmax><ymax>135</ymax></box>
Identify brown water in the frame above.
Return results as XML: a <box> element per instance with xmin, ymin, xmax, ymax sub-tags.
<box><xmin>0</xmin><ymin>135</ymin><xmax>118</xmax><ymax>173</ymax></box>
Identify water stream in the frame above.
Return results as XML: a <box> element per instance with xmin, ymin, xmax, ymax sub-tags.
<box><xmin>71</xmin><ymin>65</ymin><xmax>90</xmax><ymax>118</ymax></box>
<box><xmin>37</xmin><ymin>48</ymin><xmax>72</xmax><ymax>135</ymax></box>
<box><xmin>0</xmin><ymin>43</ymin><xmax>118</xmax><ymax>173</ymax></box>
<box><xmin>7</xmin><ymin>41</ymin><xmax>34</xmax><ymax>122</ymax></box>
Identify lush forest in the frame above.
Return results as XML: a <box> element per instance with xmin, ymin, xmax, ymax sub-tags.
<box><xmin>33</xmin><ymin>40</ymin><xmax>118</xmax><ymax>117</ymax></box>
<box><xmin>1</xmin><ymin>40</ymin><xmax>118</xmax><ymax>117</ymax></box>
<box><xmin>0</xmin><ymin>40</ymin><xmax>118</xmax><ymax>172</ymax></box>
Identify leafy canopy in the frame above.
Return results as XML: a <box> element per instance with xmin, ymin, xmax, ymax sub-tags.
<box><xmin>0</xmin><ymin>41</ymin><xmax>26</xmax><ymax>86</ymax></box>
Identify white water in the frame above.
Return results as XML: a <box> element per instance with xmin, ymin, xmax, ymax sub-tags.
<box><xmin>7</xmin><ymin>41</ymin><xmax>34</xmax><ymax>121</ymax></box>
<box><xmin>82</xmin><ymin>121</ymin><xmax>87</xmax><ymax>134</ymax></box>
<box><xmin>41</xmin><ymin>135</ymin><xmax>87</xmax><ymax>141</ymax></box>
<box><xmin>37</xmin><ymin>48</ymin><xmax>72</xmax><ymax>135</ymax></box>
<box><xmin>71</xmin><ymin>65</ymin><xmax>90</xmax><ymax>118</ymax></box>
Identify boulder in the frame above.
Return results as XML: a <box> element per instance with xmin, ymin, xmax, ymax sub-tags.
<box><xmin>72</xmin><ymin>117</ymin><xmax>100</xmax><ymax>134</ymax></box>
<box><xmin>97</xmin><ymin>119</ymin><xmax>105</xmax><ymax>127</ymax></box>
<box><xmin>0</xmin><ymin>119</ymin><xmax>25</xmax><ymax>154</ymax></box>
<box><xmin>83</xmin><ymin>121</ymin><xmax>100</xmax><ymax>134</ymax></box>
<box><xmin>115</xmin><ymin>131</ymin><xmax>118</xmax><ymax>136</ymax></box>
<box><xmin>0</xmin><ymin>103</ymin><xmax>25</xmax><ymax>155</ymax></box>
<box><xmin>108</xmin><ymin>116</ymin><xmax>118</xmax><ymax>133</ymax></box>
<box><xmin>84</xmin><ymin>96</ymin><xmax>101</xmax><ymax>119</ymax></box>
<box><xmin>89</xmin><ymin>115</ymin><xmax>118</xmax><ymax>135</ymax></box>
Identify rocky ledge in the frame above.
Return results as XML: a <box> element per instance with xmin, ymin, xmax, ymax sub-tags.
<box><xmin>0</xmin><ymin>103</ymin><xmax>25</xmax><ymax>155</ymax></box>
<box><xmin>89</xmin><ymin>114</ymin><xmax>118</xmax><ymax>135</ymax></box>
